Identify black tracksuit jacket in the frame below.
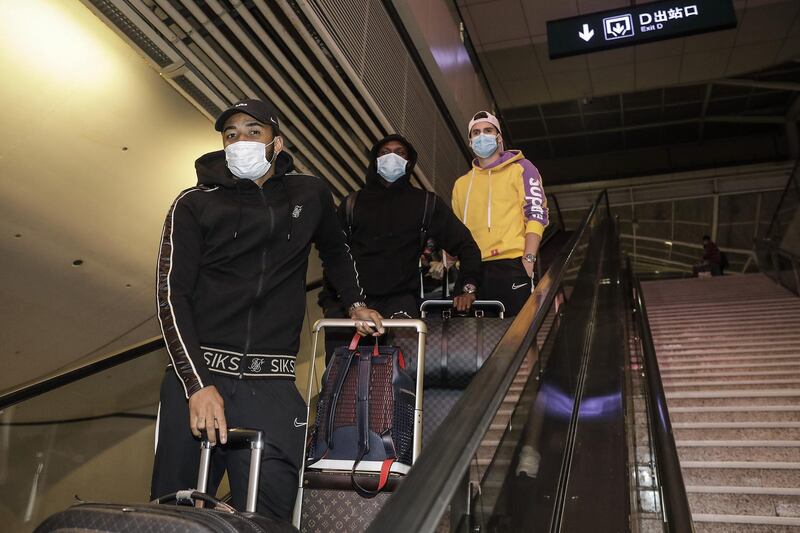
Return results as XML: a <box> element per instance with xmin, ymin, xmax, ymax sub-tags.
<box><xmin>319</xmin><ymin>134</ymin><xmax>482</xmax><ymax>308</ymax></box>
<box><xmin>157</xmin><ymin>150</ymin><xmax>363</xmax><ymax>397</ymax></box>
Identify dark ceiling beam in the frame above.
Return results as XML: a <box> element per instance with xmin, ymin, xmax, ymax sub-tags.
<box><xmin>706</xmin><ymin>115</ymin><xmax>786</xmax><ymax>124</ymax></box>
<box><xmin>698</xmin><ymin>83</ymin><xmax>713</xmax><ymax>142</ymax></box>
<box><xmin>717</xmin><ymin>78</ymin><xmax>800</xmax><ymax>92</ymax></box>
<box><xmin>516</xmin><ymin>115</ymin><xmax>783</xmax><ymax>142</ymax></box>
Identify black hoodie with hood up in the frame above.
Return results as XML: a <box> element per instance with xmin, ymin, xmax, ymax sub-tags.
<box><xmin>157</xmin><ymin>149</ymin><xmax>363</xmax><ymax>398</ymax></box>
<box><xmin>319</xmin><ymin>134</ymin><xmax>481</xmax><ymax>308</ymax></box>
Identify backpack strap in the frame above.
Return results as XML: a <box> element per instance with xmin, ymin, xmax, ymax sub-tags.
<box><xmin>419</xmin><ymin>191</ymin><xmax>436</xmax><ymax>253</ymax></box>
<box><xmin>325</xmin><ymin>334</ymin><xmax>360</xmax><ymax>448</ymax></box>
<box><xmin>418</xmin><ymin>192</ymin><xmax>437</xmax><ymax>299</ymax></box>
<box><xmin>345</xmin><ymin>191</ymin><xmax>360</xmax><ymax>239</ymax></box>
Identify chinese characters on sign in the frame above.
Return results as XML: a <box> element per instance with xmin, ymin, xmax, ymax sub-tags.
<box><xmin>639</xmin><ymin>5</ymin><xmax>700</xmax><ymax>33</ymax></box>
<box><xmin>546</xmin><ymin>0</ymin><xmax>736</xmax><ymax>59</ymax></box>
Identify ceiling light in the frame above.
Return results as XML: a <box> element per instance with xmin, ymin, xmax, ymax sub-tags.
<box><xmin>664</xmin><ymin>241</ymin><xmax>673</xmax><ymax>246</ymax></box>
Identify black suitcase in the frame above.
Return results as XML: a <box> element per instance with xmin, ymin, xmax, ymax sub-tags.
<box><xmin>35</xmin><ymin>428</ymin><xmax>297</xmax><ymax>533</ymax></box>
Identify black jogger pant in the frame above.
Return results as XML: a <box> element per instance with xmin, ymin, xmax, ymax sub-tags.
<box><xmin>150</xmin><ymin>370</ymin><xmax>306</xmax><ymax>522</ymax></box>
<box><xmin>478</xmin><ymin>258</ymin><xmax>535</xmax><ymax>317</ymax></box>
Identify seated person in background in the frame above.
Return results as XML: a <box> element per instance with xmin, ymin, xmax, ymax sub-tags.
<box><xmin>318</xmin><ymin>134</ymin><xmax>483</xmax><ymax>360</ymax></box>
<box><xmin>693</xmin><ymin>234</ymin><xmax>724</xmax><ymax>276</ymax></box>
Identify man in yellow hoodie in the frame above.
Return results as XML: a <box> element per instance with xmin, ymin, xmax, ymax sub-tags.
<box><xmin>451</xmin><ymin>111</ymin><xmax>548</xmax><ymax>316</ymax></box>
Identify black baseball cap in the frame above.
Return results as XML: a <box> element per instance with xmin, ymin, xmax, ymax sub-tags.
<box><xmin>214</xmin><ymin>99</ymin><xmax>280</xmax><ymax>133</ymax></box>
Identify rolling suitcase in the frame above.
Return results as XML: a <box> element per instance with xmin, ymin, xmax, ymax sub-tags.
<box><xmin>35</xmin><ymin>428</ymin><xmax>297</xmax><ymax>533</ymax></box>
<box><xmin>395</xmin><ymin>300</ymin><xmax>512</xmax><ymax>443</ymax></box>
<box><xmin>294</xmin><ymin>318</ymin><xmax>427</xmax><ymax>533</ymax></box>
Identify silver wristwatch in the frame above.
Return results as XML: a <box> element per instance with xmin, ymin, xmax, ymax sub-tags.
<box><xmin>462</xmin><ymin>283</ymin><xmax>477</xmax><ymax>295</ymax></box>
<box><xmin>348</xmin><ymin>301</ymin><xmax>367</xmax><ymax>315</ymax></box>
<box><xmin>523</xmin><ymin>253</ymin><xmax>537</xmax><ymax>264</ymax></box>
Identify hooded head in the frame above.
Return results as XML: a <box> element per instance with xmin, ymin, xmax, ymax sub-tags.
<box><xmin>366</xmin><ymin>134</ymin><xmax>418</xmax><ymax>188</ymax></box>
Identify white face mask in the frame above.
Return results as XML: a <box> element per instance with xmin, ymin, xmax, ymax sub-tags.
<box><xmin>376</xmin><ymin>152</ymin><xmax>408</xmax><ymax>182</ymax></box>
<box><xmin>224</xmin><ymin>140</ymin><xmax>276</xmax><ymax>181</ymax></box>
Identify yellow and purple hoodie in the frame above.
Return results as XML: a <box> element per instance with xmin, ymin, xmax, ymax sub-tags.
<box><xmin>451</xmin><ymin>150</ymin><xmax>548</xmax><ymax>261</ymax></box>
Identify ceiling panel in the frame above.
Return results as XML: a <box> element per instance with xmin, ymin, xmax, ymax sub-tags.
<box><xmin>679</xmin><ymin>49</ymin><xmax>731</xmax><ymax>82</ymax></box>
<box><xmin>502</xmin><ymin>77</ymin><xmax>552</xmax><ymax>106</ymax></box>
<box><xmin>545</xmin><ymin>70</ymin><xmax>594</xmax><ymax>100</ymax></box>
<box><xmin>633</xmin><ymin>38</ymin><xmax>686</xmax><ymax>61</ymax></box>
<box><xmin>481</xmin><ymin>45</ymin><xmax>542</xmax><ymax>81</ymax></box>
<box><xmin>735</xmin><ymin>0</ymin><xmax>799</xmax><ymax>45</ymax></box>
<box><xmin>534</xmin><ymin>43</ymin><xmax>588</xmax><ymax>74</ymax></box>
<box><xmin>635</xmin><ymin>55</ymin><xmax>683</xmax><ymax>90</ymax></box>
<box><xmin>586</xmin><ymin>47</ymin><xmax>635</xmax><ymax>68</ymax></box>
<box><xmin>464</xmin><ymin>0</ymin><xmax>529</xmax><ymax>46</ymax></box>
<box><xmin>726</xmin><ymin>40</ymin><xmax>783</xmax><ymax>74</ymax></box>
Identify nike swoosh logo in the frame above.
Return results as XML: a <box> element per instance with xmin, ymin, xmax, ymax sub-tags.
<box><xmin>512</xmin><ymin>282</ymin><xmax>529</xmax><ymax>290</ymax></box>
<box><xmin>293</xmin><ymin>418</ymin><xmax>307</xmax><ymax>428</ymax></box>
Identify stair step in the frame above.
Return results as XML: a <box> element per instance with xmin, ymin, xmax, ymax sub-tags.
<box><xmin>650</xmin><ymin>317</ymin><xmax>800</xmax><ymax>328</ymax></box>
<box><xmin>662</xmin><ymin>370</ymin><xmax>800</xmax><ymax>379</ymax></box>
<box><xmin>656</xmin><ymin>339</ymin><xmax>800</xmax><ymax>351</ymax></box>
<box><xmin>677</xmin><ymin>441</ymin><xmax>800</xmax><ymax>462</ymax></box>
<box><xmin>681</xmin><ymin>461</ymin><xmax>800</xmax><ymax>488</ymax></box>
<box><xmin>674</xmin><ymin>427</ymin><xmax>800</xmax><ymax>441</ymax></box>
<box><xmin>693</xmin><ymin>514</ymin><xmax>800</xmax><ymax>533</ymax></box>
<box><xmin>660</xmin><ymin>361</ymin><xmax>800</xmax><ymax>372</ymax></box>
<box><xmin>667</xmin><ymin>389</ymin><xmax>800</xmax><ymax>400</ymax></box>
<box><xmin>670</xmin><ymin>408</ymin><xmax>800</xmax><ymax>423</ymax></box>
<box><xmin>656</xmin><ymin>347</ymin><xmax>800</xmax><ymax>357</ymax></box>
<box><xmin>687</xmin><ymin>486</ymin><xmax>800</xmax><ymax>518</ymax></box>
<box><xmin>668</xmin><ymin>396</ymin><xmax>800</xmax><ymax>408</ymax></box>
<box><xmin>664</xmin><ymin>379</ymin><xmax>800</xmax><ymax>390</ymax></box>
<box><xmin>649</xmin><ymin>305</ymin><xmax>800</xmax><ymax>320</ymax></box>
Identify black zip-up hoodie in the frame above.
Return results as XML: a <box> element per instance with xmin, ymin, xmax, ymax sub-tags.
<box><xmin>157</xmin><ymin>149</ymin><xmax>363</xmax><ymax>398</ymax></box>
<box><xmin>319</xmin><ymin>134</ymin><xmax>481</xmax><ymax>307</ymax></box>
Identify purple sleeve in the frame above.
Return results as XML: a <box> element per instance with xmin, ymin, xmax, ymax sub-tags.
<box><xmin>518</xmin><ymin>159</ymin><xmax>549</xmax><ymax>228</ymax></box>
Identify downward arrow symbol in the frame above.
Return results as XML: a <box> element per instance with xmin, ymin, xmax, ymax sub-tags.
<box><xmin>578</xmin><ymin>24</ymin><xmax>594</xmax><ymax>42</ymax></box>
<box><xmin>612</xmin><ymin>22</ymin><xmax>626</xmax><ymax>35</ymax></box>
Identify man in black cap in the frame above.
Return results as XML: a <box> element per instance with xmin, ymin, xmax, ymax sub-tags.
<box><xmin>318</xmin><ymin>134</ymin><xmax>482</xmax><ymax>359</ymax></box>
<box><xmin>151</xmin><ymin>99</ymin><xmax>383</xmax><ymax>521</ymax></box>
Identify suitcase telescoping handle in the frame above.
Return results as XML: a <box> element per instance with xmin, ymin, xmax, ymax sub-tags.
<box><xmin>420</xmin><ymin>299</ymin><xmax>506</xmax><ymax>319</ymax></box>
<box><xmin>198</xmin><ymin>428</ymin><xmax>264</xmax><ymax>513</ymax></box>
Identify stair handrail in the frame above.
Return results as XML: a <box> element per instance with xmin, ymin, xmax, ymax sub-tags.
<box><xmin>628</xmin><ymin>257</ymin><xmax>694</xmax><ymax>533</ymax></box>
<box><xmin>754</xmin><ymin>239</ymin><xmax>800</xmax><ymax>295</ymax></box>
<box><xmin>367</xmin><ymin>190</ymin><xmax>610</xmax><ymax>533</ymax></box>
<box><xmin>0</xmin><ymin>278</ymin><xmax>325</xmax><ymax>411</ymax></box>
<box><xmin>764</xmin><ymin>158</ymin><xmax>800</xmax><ymax>241</ymax></box>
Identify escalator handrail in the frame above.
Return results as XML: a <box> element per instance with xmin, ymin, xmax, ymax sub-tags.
<box><xmin>0</xmin><ymin>278</ymin><xmax>325</xmax><ymax>411</ymax></box>
<box><xmin>629</xmin><ymin>258</ymin><xmax>694</xmax><ymax>533</ymax></box>
<box><xmin>367</xmin><ymin>190</ymin><xmax>610</xmax><ymax>533</ymax></box>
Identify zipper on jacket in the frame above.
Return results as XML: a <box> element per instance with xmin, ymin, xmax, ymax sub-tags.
<box><xmin>240</xmin><ymin>189</ymin><xmax>274</xmax><ymax>379</ymax></box>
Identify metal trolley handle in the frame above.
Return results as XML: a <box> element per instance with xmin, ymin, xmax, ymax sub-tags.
<box><xmin>420</xmin><ymin>299</ymin><xmax>506</xmax><ymax>318</ymax></box>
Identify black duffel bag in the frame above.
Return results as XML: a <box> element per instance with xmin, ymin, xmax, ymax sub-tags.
<box><xmin>395</xmin><ymin>300</ymin><xmax>512</xmax><ymax>389</ymax></box>
<box><xmin>307</xmin><ymin>334</ymin><xmax>415</xmax><ymax>498</ymax></box>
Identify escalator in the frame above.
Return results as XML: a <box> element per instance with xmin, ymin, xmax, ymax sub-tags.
<box><xmin>0</xmin><ymin>190</ymin><xmax>692</xmax><ymax>532</ymax></box>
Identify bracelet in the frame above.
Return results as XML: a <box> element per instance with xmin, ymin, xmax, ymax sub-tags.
<box><xmin>348</xmin><ymin>301</ymin><xmax>367</xmax><ymax>315</ymax></box>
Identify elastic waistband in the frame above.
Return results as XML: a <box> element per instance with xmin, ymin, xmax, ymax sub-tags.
<box><xmin>201</xmin><ymin>346</ymin><xmax>296</xmax><ymax>378</ymax></box>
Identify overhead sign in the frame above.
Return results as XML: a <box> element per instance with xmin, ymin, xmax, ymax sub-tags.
<box><xmin>547</xmin><ymin>0</ymin><xmax>737</xmax><ymax>59</ymax></box>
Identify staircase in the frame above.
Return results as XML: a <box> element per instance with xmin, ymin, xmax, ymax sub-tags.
<box><xmin>643</xmin><ymin>274</ymin><xmax>800</xmax><ymax>532</ymax></box>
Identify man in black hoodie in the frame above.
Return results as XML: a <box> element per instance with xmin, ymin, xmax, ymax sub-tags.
<box><xmin>151</xmin><ymin>100</ymin><xmax>383</xmax><ymax>521</ymax></box>
<box><xmin>318</xmin><ymin>134</ymin><xmax>482</xmax><ymax>358</ymax></box>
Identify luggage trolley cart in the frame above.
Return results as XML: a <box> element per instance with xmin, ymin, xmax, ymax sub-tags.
<box><xmin>292</xmin><ymin>318</ymin><xmax>427</xmax><ymax>531</ymax></box>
